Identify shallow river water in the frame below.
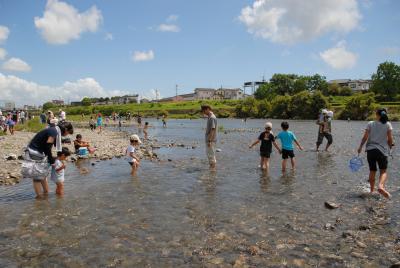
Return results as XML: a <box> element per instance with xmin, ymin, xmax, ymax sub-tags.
<box><xmin>0</xmin><ymin>119</ymin><xmax>399</xmax><ymax>267</ymax></box>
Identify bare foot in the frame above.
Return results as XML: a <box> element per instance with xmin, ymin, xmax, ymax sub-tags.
<box><xmin>378</xmin><ymin>188</ymin><xmax>391</xmax><ymax>199</ymax></box>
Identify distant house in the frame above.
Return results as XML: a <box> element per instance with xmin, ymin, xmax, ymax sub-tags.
<box><xmin>118</xmin><ymin>95</ymin><xmax>139</xmax><ymax>104</ymax></box>
<box><xmin>140</xmin><ymin>98</ymin><xmax>150</xmax><ymax>103</ymax></box>
<box><xmin>158</xmin><ymin>93</ymin><xmax>196</xmax><ymax>102</ymax></box>
<box><xmin>194</xmin><ymin>88</ymin><xmax>244</xmax><ymax>100</ymax></box>
<box><xmin>194</xmin><ymin>88</ymin><xmax>216</xmax><ymax>100</ymax></box>
<box><xmin>329</xmin><ymin>79</ymin><xmax>372</xmax><ymax>92</ymax></box>
<box><xmin>52</xmin><ymin>100</ymin><xmax>64</xmax><ymax>105</ymax></box>
<box><xmin>70</xmin><ymin>101</ymin><xmax>82</xmax><ymax>106</ymax></box>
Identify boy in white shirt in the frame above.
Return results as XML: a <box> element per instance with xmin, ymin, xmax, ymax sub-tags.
<box><xmin>51</xmin><ymin>147</ymin><xmax>71</xmax><ymax>196</ymax></box>
<box><xmin>126</xmin><ymin>134</ymin><xmax>141</xmax><ymax>175</ymax></box>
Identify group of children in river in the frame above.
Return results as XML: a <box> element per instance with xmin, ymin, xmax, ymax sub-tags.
<box><xmin>26</xmin><ymin>106</ymin><xmax>393</xmax><ymax>200</ymax></box>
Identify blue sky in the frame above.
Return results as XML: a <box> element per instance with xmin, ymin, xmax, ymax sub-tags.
<box><xmin>0</xmin><ymin>0</ymin><xmax>399</xmax><ymax>105</ymax></box>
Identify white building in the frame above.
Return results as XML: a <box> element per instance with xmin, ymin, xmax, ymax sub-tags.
<box><xmin>329</xmin><ymin>79</ymin><xmax>372</xmax><ymax>92</ymax></box>
<box><xmin>194</xmin><ymin>88</ymin><xmax>244</xmax><ymax>100</ymax></box>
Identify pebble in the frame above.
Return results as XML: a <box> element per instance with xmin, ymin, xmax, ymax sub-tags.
<box><xmin>324</xmin><ymin>201</ymin><xmax>340</xmax><ymax>209</ymax></box>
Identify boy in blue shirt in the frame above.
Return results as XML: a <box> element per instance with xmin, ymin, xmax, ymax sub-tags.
<box><xmin>276</xmin><ymin>121</ymin><xmax>303</xmax><ymax>173</ymax></box>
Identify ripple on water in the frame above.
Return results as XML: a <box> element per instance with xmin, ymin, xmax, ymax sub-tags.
<box><xmin>0</xmin><ymin>119</ymin><xmax>399</xmax><ymax>267</ymax></box>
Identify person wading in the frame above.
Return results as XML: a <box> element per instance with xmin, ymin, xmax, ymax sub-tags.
<box><xmin>357</xmin><ymin>108</ymin><xmax>394</xmax><ymax>199</ymax></box>
<box><xmin>24</xmin><ymin>122</ymin><xmax>74</xmax><ymax>199</ymax></box>
<box><xmin>201</xmin><ymin>105</ymin><xmax>218</xmax><ymax>170</ymax></box>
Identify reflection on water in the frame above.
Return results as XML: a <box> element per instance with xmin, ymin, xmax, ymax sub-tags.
<box><xmin>0</xmin><ymin>119</ymin><xmax>399</xmax><ymax>267</ymax></box>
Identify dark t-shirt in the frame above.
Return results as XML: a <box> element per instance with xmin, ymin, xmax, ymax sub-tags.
<box><xmin>258</xmin><ymin>132</ymin><xmax>275</xmax><ymax>153</ymax></box>
<box><xmin>28</xmin><ymin>127</ymin><xmax>58</xmax><ymax>163</ymax></box>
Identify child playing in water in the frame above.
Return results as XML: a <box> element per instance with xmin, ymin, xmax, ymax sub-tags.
<box><xmin>249</xmin><ymin>122</ymin><xmax>281</xmax><ymax>171</ymax></box>
<box><xmin>143</xmin><ymin>122</ymin><xmax>149</xmax><ymax>140</ymax></box>
<box><xmin>126</xmin><ymin>134</ymin><xmax>141</xmax><ymax>175</ymax></box>
<box><xmin>276</xmin><ymin>121</ymin><xmax>303</xmax><ymax>173</ymax></box>
<box><xmin>51</xmin><ymin>147</ymin><xmax>71</xmax><ymax>196</ymax></box>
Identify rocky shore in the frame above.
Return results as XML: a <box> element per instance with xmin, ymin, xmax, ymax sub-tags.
<box><xmin>0</xmin><ymin>127</ymin><xmax>160</xmax><ymax>186</ymax></box>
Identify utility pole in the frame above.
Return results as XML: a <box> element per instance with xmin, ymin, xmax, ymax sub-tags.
<box><xmin>175</xmin><ymin>84</ymin><xmax>178</xmax><ymax>99</ymax></box>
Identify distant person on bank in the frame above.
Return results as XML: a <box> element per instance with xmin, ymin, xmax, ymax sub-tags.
<box><xmin>201</xmin><ymin>105</ymin><xmax>218</xmax><ymax>170</ymax></box>
<box><xmin>316</xmin><ymin>109</ymin><xmax>333</xmax><ymax>152</ymax></box>
<box><xmin>357</xmin><ymin>108</ymin><xmax>394</xmax><ymax>199</ymax></box>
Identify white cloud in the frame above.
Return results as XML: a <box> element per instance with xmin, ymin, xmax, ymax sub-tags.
<box><xmin>2</xmin><ymin>58</ymin><xmax>32</xmax><ymax>72</ymax></box>
<box><xmin>105</xmin><ymin>32</ymin><xmax>113</xmax><ymax>41</ymax></box>
<box><xmin>0</xmin><ymin>73</ymin><xmax>128</xmax><ymax>105</ymax></box>
<box><xmin>34</xmin><ymin>0</ymin><xmax>103</xmax><ymax>45</ymax></box>
<box><xmin>156</xmin><ymin>15</ymin><xmax>180</xmax><ymax>32</ymax></box>
<box><xmin>0</xmin><ymin>48</ymin><xmax>6</xmax><ymax>60</ymax></box>
<box><xmin>239</xmin><ymin>0</ymin><xmax>361</xmax><ymax>44</ymax></box>
<box><xmin>0</xmin><ymin>25</ymin><xmax>10</xmax><ymax>44</ymax></box>
<box><xmin>380</xmin><ymin>46</ymin><xmax>400</xmax><ymax>56</ymax></box>
<box><xmin>320</xmin><ymin>41</ymin><xmax>357</xmax><ymax>69</ymax></box>
<box><xmin>132</xmin><ymin>50</ymin><xmax>154</xmax><ymax>62</ymax></box>
<box><xmin>166</xmin><ymin>15</ymin><xmax>178</xmax><ymax>22</ymax></box>
<box><xmin>157</xmin><ymin>24</ymin><xmax>180</xmax><ymax>32</ymax></box>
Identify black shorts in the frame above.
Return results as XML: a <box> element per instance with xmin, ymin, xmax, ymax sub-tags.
<box><xmin>260</xmin><ymin>151</ymin><xmax>271</xmax><ymax>158</ymax></box>
<box><xmin>317</xmin><ymin>132</ymin><xmax>333</xmax><ymax>145</ymax></box>
<box><xmin>367</xmin><ymin>149</ymin><xmax>388</xmax><ymax>171</ymax></box>
<box><xmin>282</xmin><ymin>149</ymin><xmax>295</xmax><ymax>159</ymax></box>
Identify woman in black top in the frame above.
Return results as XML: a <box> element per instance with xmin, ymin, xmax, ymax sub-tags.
<box><xmin>27</xmin><ymin>122</ymin><xmax>73</xmax><ymax>198</ymax></box>
<box><xmin>249</xmin><ymin>122</ymin><xmax>281</xmax><ymax>172</ymax></box>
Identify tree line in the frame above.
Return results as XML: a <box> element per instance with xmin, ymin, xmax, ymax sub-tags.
<box><xmin>236</xmin><ymin>61</ymin><xmax>400</xmax><ymax>120</ymax></box>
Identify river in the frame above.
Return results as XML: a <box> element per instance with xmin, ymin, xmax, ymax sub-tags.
<box><xmin>0</xmin><ymin>119</ymin><xmax>399</xmax><ymax>267</ymax></box>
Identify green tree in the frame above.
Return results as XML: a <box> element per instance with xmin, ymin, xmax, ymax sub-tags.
<box><xmin>293</xmin><ymin>76</ymin><xmax>308</xmax><ymax>94</ymax></box>
<box><xmin>235</xmin><ymin>97</ymin><xmax>258</xmax><ymax>118</ymax></box>
<box><xmin>256</xmin><ymin>99</ymin><xmax>271</xmax><ymax>118</ymax></box>
<box><xmin>307</xmin><ymin>74</ymin><xmax>328</xmax><ymax>94</ymax></box>
<box><xmin>328</xmin><ymin>83</ymin><xmax>341</xmax><ymax>96</ymax></box>
<box><xmin>81</xmin><ymin>97</ymin><xmax>92</xmax><ymax>106</ymax></box>
<box><xmin>270</xmin><ymin>74</ymin><xmax>297</xmax><ymax>95</ymax></box>
<box><xmin>290</xmin><ymin>91</ymin><xmax>328</xmax><ymax>119</ymax></box>
<box><xmin>270</xmin><ymin>95</ymin><xmax>292</xmax><ymax>119</ymax></box>
<box><xmin>42</xmin><ymin>102</ymin><xmax>56</xmax><ymax>111</ymax></box>
<box><xmin>339</xmin><ymin>93</ymin><xmax>377</xmax><ymax>120</ymax></box>
<box><xmin>254</xmin><ymin>83</ymin><xmax>275</xmax><ymax>100</ymax></box>
<box><xmin>371</xmin><ymin>61</ymin><xmax>400</xmax><ymax>100</ymax></box>
<box><xmin>339</xmin><ymin>86</ymin><xmax>353</xmax><ymax>96</ymax></box>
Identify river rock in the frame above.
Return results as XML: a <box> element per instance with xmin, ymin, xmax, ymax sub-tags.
<box><xmin>324</xmin><ymin>201</ymin><xmax>340</xmax><ymax>209</ymax></box>
<box><xmin>5</xmin><ymin>154</ymin><xmax>17</xmax><ymax>160</ymax></box>
<box><xmin>390</xmin><ymin>262</ymin><xmax>400</xmax><ymax>268</ymax></box>
<box><xmin>351</xmin><ymin>252</ymin><xmax>368</xmax><ymax>259</ymax></box>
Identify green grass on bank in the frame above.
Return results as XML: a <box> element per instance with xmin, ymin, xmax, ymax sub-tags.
<box><xmin>64</xmin><ymin>100</ymin><xmax>237</xmax><ymax>121</ymax></box>
<box><xmin>15</xmin><ymin>119</ymin><xmax>45</xmax><ymax>133</ymax></box>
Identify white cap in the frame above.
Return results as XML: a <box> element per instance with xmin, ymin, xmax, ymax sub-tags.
<box><xmin>321</xmin><ymin>109</ymin><xmax>328</xmax><ymax>114</ymax></box>
<box><xmin>130</xmin><ymin>134</ymin><xmax>142</xmax><ymax>144</ymax></box>
<box><xmin>264</xmin><ymin>122</ymin><xmax>272</xmax><ymax>129</ymax></box>
<box><xmin>327</xmin><ymin>111</ymin><xmax>334</xmax><ymax>117</ymax></box>
<box><xmin>50</xmin><ymin>118</ymin><xmax>59</xmax><ymax>124</ymax></box>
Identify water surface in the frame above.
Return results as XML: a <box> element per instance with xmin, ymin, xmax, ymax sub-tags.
<box><xmin>0</xmin><ymin>119</ymin><xmax>399</xmax><ymax>267</ymax></box>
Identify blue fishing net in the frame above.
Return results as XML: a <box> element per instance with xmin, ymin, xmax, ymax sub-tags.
<box><xmin>349</xmin><ymin>156</ymin><xmax>363</xmax><ymax>172</ymax></box>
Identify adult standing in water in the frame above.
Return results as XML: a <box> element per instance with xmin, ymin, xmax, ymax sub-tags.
<box><xmin>201</xmin><ymin>105</ymin><xmax>217</xmax><ymax>170</ymax></box>
<box><xmin>25</xmin><ymin>121</ymin><xmax>74</xmax><ymax>198</ymax></box>
<box><xmin>316</xmin><ymin>109</ymin><xmax>333</xmax><ymax>152</ymax></box>
<box><xmin>357</xmin><ymin>108</ymin><xmax>394</xmax><ymax>199</ymax></box>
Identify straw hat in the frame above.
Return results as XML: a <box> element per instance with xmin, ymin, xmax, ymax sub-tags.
<box><xmin>130</xmin><ymin>134</ymin><xmax>142</xmax><ymax>144</ymax></box>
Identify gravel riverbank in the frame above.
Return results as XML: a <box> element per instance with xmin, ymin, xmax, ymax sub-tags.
<box><xmin>0</xmin><ymin>127</ymin><xmax>159</xmax><ymax>186</ymax></box>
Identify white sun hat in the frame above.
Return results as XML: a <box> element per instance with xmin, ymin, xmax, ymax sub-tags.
<box><xmin>321</xmin><ymin>109</ymin><xmax>328</xmax><ymax>114</ymax></box>
<box><xmin>264</xmin><ymin>122</ymin><xmax>273</xmax><ymax>129</ymax></box>
<box><xmin>327</xmin><ymin>111</ymin><xmax>334</xmax><ymax>118</ymax></box>
<box><xmin>130</xmin><ymin>134</ymin><xmax>142</xmax><ymax>144</ymax></box>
